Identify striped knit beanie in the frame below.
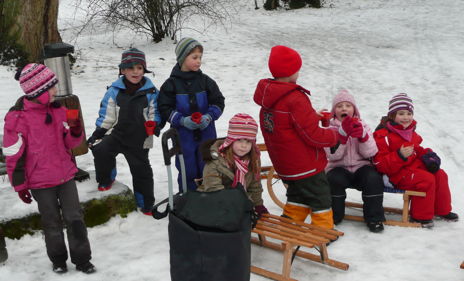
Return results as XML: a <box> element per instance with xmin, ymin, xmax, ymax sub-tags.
<box><xmin>18</xmin><ymin>63</ymin><xmax>58</xmax><ymax>98</ymax></box>
<box><xmin>219</xmin><ymin>113</ymin><xmax>259</xmax><ymax>152</ymax></box>
<box><xmin>388</xmin><ymin>93</ymin><xmax>414</xmax><ymax>115</ymax></box>
<box><xmin>119</xmin><ymin>48</ymin><xmax>151</xmax><ymax>73</ymax></box>
<box><xmin>175</xmin><ymin>37</ymin><xmax>202</xmax><ymax>67</ymax></box>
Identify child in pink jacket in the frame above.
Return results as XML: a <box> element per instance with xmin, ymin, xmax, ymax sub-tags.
<box><xmin>324</xmin><ymin>90</ymin><xmax>385</xmax><ymax>232</ymax></box>
<box><xmin>2</xmin><ymin>64</ymin><xmax>95</xmax><ymax>274</ymax></box>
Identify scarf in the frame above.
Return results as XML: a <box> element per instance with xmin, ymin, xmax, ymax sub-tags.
<box><xmin>386</xmin><ymin>121</ymin><xmax>415</xmax><ymax>142</ymax></box>
<box><xmin>232</xmin><ymin>154</ymin><xmax>249</xmax><ymax>190</ymax></box>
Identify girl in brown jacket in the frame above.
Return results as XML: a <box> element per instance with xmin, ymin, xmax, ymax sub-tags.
<box><xmin>197</xmin><ymin>113</ymin><xmax>268</xmax><ymax>216</ymax></box>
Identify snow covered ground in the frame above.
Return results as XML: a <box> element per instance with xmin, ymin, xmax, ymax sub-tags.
<box><xmin>1</xmin><ymin>0</ymin><xmax>464</xmax><ymax>280</ymax></box>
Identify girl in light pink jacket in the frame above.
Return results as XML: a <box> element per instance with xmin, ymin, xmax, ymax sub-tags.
<box><xmin>324</xmin><ymin>90</ymin><xmax>385</xmax><ymax>233</ymax></box>
<box><xmin>2</xmin><ymin>64</ymin><xmax>95</xmax><ymax>274</ymax></box>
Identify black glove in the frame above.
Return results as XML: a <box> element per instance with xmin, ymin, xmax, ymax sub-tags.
<box><xmin>87</xmin><ymin>127</ymin><xmax>108</xmax><ymax>147</ymax></box>
<box><xmin>421</xmin><ymin>151</ymin><xmax>441</xmax><ymax>173</ymax></box>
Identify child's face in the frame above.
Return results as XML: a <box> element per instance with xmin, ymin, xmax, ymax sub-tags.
<box><xmin>48</xmin><ymin>86</ymin><xmax>58</xmax><ymax>102</ymax></box>
<box><xmin>232</xmin><ymin>139</ymin><xmax>253</xmax><ymax>157</ymax></box>
<box><xmin>181</xmin><ymin>48</ymin><xmax>202</xmax><ymax>72</ymax></box>
<box><xmin>121</xmin><ymin>64</ymin><xmax>144</xmax><ymax>84</ymax></box>
<box><xmin>394</xmin><ymin>110</ymin><xmax>414</xmax><ymax>128</ymax></box>
<box><xmin>334</xmin><ymin>101</ymin><xmax>354</xmax><ymax>121</ymax></box>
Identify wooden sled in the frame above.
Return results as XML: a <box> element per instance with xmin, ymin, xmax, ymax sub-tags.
<box><xmin>251</xmin><ymin>213</ymin><xmax>348</xmax><ymax>281</ymax></box>
<box><xmin>344</xmin><ymin>185</ymin><xmax>426</xmax><ymax>228</ymax></box>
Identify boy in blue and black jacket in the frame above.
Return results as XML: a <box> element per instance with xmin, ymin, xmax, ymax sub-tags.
<box><xmin>87</xmin><ymin>48</ymin><xmax>163</xmax><ymax>215</ymax></box>
<box><xmin>158</xmin><ymin>38</ymin><xmax>225</xmax><ymax>191</ymax></box>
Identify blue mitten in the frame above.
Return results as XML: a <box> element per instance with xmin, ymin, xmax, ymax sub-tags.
<box><xmin>198</xmin><ymin>114</ymin><xmax>212</xmax><ymax>130</ymax></box>
<box><xmin>181</xmin><ymin>116</ymin><xmax>200</xmax><ymax>130</ymax></box>
<box><xmin>421</xmin><ymin>152</ymin><xmax>441</xmax><ymax>173</ymax></box>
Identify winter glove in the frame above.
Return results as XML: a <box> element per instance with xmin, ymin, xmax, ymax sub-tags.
<box><xmin>180</xmin><ymin>116</ymin><xmax>201</xmax><ymax>130</ymax></box>
<box><xmin>421</xmin><ymin>151</ymin><xmax>441</xmax><ymax>173</ymax></box>
<box><xmin>87</xmin><ymin>127</ymin><xmax>108</xmax><ymax>147</ymax></box>
<box><xmin>144</xmin><ymin>121</ymin><xmax>157</xmax><ymax>136</ymax></box>
<box><xmin>198</xmin><ymin>114</ymin><xmax>212</xmax><ymax>130</ymax></box>
<box><xmin>350</xmin><ymin>120</ymin><xmax>369</xmax><ymax>142</ymax></box>
<box><xmin>254</xmin><ymin>205</ymin><xmax>269</xmax><ymax>218</ymax></box>
<box><xmin>18</xmin><ymin>190</ymin><xmax>32</xmax><ymax>204</ymax></box>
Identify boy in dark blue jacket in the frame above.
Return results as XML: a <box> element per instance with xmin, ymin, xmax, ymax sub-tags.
<box><xmin>87</xmin><ymin>48</ymin><xmax>162</xmax><ymax>215</ymax></box>
<box><xmin>158</xmin><ymin>38</ymin><xmax>225</xmax><ymax>191</ymax></box>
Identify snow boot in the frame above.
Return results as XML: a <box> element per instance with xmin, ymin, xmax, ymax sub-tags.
<box><xmin>282</xmin><ymin>203</ymin><xmax>311</xmax><ymax>222</ymax></box>
<box><xmin>438</xmin><ymin>212</ymin><xmax>459</xmax><ymax>222</ymax></box>
<box><xmin>98</xmin><ymin>167</ymin><xmax>117</xmax><ymax>191</ymax></box>
<box><xmin>367</xmin><ymin>221</ymin><xmax>384</xmax><ymax>233</ymax></box>
<box><xmin>52</xmin><ymin>263</ymin><xmax>68</xmax><ymax>274</ymax></box>
<box><xmin>311</xmin><ymin>209</ymin><xmax>334</xmax><ymax>229</ymax></box>
<box><xmin>76</xmin><ymin>261</ymin><xmax>96</xmax><ymax>274</ymax></box>
<box><xmin>410</xmin><ymin>218</ymin><xmax>434</xmax><ymax>228</ymax></box>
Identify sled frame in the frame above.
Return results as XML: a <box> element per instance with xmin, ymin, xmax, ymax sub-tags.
<box><xmin>251</xmin><ymin>214</ymin><xmax>348</xmax><ymax>281</ymax></box>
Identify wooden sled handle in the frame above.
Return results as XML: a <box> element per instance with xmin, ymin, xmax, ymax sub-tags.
<box><xmin>267</xmin><ymin>166</ymin><xmax>286</xmax><ymax>209</ymax></box>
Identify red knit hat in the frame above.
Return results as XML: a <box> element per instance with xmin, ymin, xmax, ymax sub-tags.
<box><xmin>219</xmin><ymin>113</ymin><xmax>259</xmax><ymax>152</ymax></box>
<box><xmin>268</xmin><ymin>45</ymin><xmax>302</xmax><ymax>78</ymax></box>
<box><xmin>18</xmin><ymin>63</ymin><xmax>58</xmax><ymax>98</ymax></box>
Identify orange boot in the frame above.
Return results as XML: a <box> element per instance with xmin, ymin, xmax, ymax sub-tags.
<box><xmin>282</xmin><ymin>203</ymin><xmax>311</xmax><ymax>222</ymax></box>
<box><xmin>311</xmin><ymin>209</ymin><xmax>334</xmax><ymax>229</ymax></box>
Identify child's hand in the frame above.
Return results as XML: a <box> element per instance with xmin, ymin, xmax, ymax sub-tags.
<box><xmin>339</xmin><ymin>116</ymin><xmax>354</xmax><ymax>136</ymax></box>
<box><xmin>181</xmin><ymin>116</ymin><xmax>201</xmax><ymax>130</ymax></box>
<box><xmin>421</xmin><ymin>151</ymin><xmax>441</xmax><ymax>173</ymax></box>
<box><xmin>399</xmin><ymin>144</ymin><xmax>414</xmax><ymax>158</ymax></box>
<box><xmin>18</xmin><ymin>190</ymin><xmax>32</xmax><ymax>204</ymax></box>
<box><xmin>198</xmin><ymin>114</ymin><xmax>212</xmax><ymax>130</ymax></box>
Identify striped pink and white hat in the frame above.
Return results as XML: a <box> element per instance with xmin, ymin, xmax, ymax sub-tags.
<box><xmin>219</xmin><ymin>113</ymin><xmax>259</xmax><ymax>152</ymax></box>
<box><xmin>19</xmin><ymin>63</ymin><xmax>58</xmax><ymax>98</ymax></box>
<box><xmin>388</xmin><ymin>93</ymin><xmax>414</xmax><ymax>115</ymax></box>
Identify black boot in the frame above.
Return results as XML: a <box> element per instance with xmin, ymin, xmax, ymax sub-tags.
<box><xmin>367</xmin><ymin>221</ymin><xmax>384</xmax><ymax>233</ymax></box>
<box><xmin>76</xmin><ymin>261</ymin><xmax>96</xmax><ymax>274</ymax></box>
<box><xmin>438</xmin><ymin>212</ymin><xmax>459</xmax><ymax>222</ymax></box>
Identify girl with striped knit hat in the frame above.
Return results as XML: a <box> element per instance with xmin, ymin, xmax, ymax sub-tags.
<box><xmin>373</xmin><ymin>93</ymin><xmax>458</xmax><ymax>228</ymax></box>
<box><xmin>3</xmin><ymin>64</ymin><xmax>95</xmax><ymax>273</ymax></box>
<box><xmin>197</xmin><ymin>113</ymin><xmax>268</xmax><ymax>217</ymax></box>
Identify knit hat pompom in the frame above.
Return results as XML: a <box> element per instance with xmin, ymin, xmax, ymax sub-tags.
<box><xmin>331</xmin><ymin>89</ymin><xmax>360</xmax><ymax>118</ymax></box>
<box><xmin>175</xmin><ymin>37</ymin><xmax>203</xmax><ymax>67</ymax></box>
<box><xmin>18</xmin><ymin>63</ymin><xmax>58</xmax><ymax>98</ymax></box>
<box><xmin>388</xmin><ymin>93</ymin><xmax>414</xmax><ymax>115</ymax></box>
<box><xmin>219</xmin><ymin>113</ymin><xmax>259</xmax><ymax>152</ymax></box>
<box><xmin>119</xmin><ymin>48</ymin><xmax>151</xmax><ymax>73</ymax></box>
<box><xmin>268</xmin><ymin>45</ymin><xmax>302</xmax><ymax>78</ymax></box>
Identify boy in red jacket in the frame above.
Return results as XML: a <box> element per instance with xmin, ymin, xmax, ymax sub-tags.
<box><xmin>253</xmin><ymin>45</ymin><xmax>338</xmax><ymax>229</ymax></box>
<box><xmin>373</xmin><ymin>93</ymin><xmax>458</xmax><ymax>228</ymax></box>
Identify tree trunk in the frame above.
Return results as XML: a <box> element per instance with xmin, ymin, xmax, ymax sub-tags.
<box><xmin>0</xmin><ymin>0</ymin><xmax>61</xmax><ymax>66</ymax></box>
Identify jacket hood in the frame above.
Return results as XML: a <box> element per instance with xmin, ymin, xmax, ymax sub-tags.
<box><xmin>253</xmin><ymin>79</ymin><xmax>309</xmax><ymax>109</ymax></box>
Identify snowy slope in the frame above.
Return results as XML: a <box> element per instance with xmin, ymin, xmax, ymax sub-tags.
<box><xmin>1</xmin><ymin>0</ymin><xmax>464</xmax><ymax>280</ymax></box>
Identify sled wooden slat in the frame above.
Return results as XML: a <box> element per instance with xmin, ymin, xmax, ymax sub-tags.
<box><xmin>251</xmin><ymin>213</ymin><xmax>348</xmax><ymax>281</ymax></box>
<box><xmin>345</xmin><ymin>190</ymin><xmax>425</xmax><ymax>228</ymax></box>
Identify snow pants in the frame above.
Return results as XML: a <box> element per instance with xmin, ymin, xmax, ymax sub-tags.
<box><xmin>30</xmin><ymin>180</ymin><xmax>92</xmax><ymax>266</ymax></box>
<box><xmin>175</xmin><ymin>125</ymin><xmax>216</xmax><ymax>192</ymax></box>
<box><xmin>397</xmin><ymin>168</ymin><xmax>452</xmax><ymax>220</ymax></box>
<box><xmin>92</xmin><ymin>135</ymin><xmax>154</xmax><ymax>210</ymax></box>
<box><xmin>327</xmin><ymin>165</ymin><xmax>386</xmax><ymax>224</ymax></box>
<box><xmin>282</xmin><ymin>171</ymin><xmax>334</xmax><ymax>229</ymax></box>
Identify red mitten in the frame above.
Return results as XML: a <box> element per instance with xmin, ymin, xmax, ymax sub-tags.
<box><xmin>18</xmin><ymin>190</ymin><xmax>32</xmax><ymax>204</ymax></box>
<box><xmin>340</xmin><ymin>116</ymin><xmax>354</xmax><ymax>136</ymax></box>
<box><xmin>144</xmin><ymin>121</ymin><xmax>157</xmax><ymax>136</ymax></box>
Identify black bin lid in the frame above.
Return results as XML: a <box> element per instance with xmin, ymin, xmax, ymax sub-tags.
<box><xmin>43</xmin><ymin>43</ymin><xmax>74</xmax><ymax>59</ymax></box>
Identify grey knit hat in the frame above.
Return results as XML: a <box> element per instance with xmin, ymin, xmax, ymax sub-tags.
<box><xmin>175</xmin><ymin>37</ymin><xmax>202</xmax><ymax>67</ymax></box>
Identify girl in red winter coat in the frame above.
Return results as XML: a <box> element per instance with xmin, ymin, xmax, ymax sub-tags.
<box><xmin>373</xmin><ymin>93</ymin><xmax>458</xmax><ymax>228</ymax></box>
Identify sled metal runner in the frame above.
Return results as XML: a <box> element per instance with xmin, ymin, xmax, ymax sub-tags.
<box><xmin>251</xmin><ymin>214</ymin><xmax>348</xmax><ymax>281</ymax></box>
